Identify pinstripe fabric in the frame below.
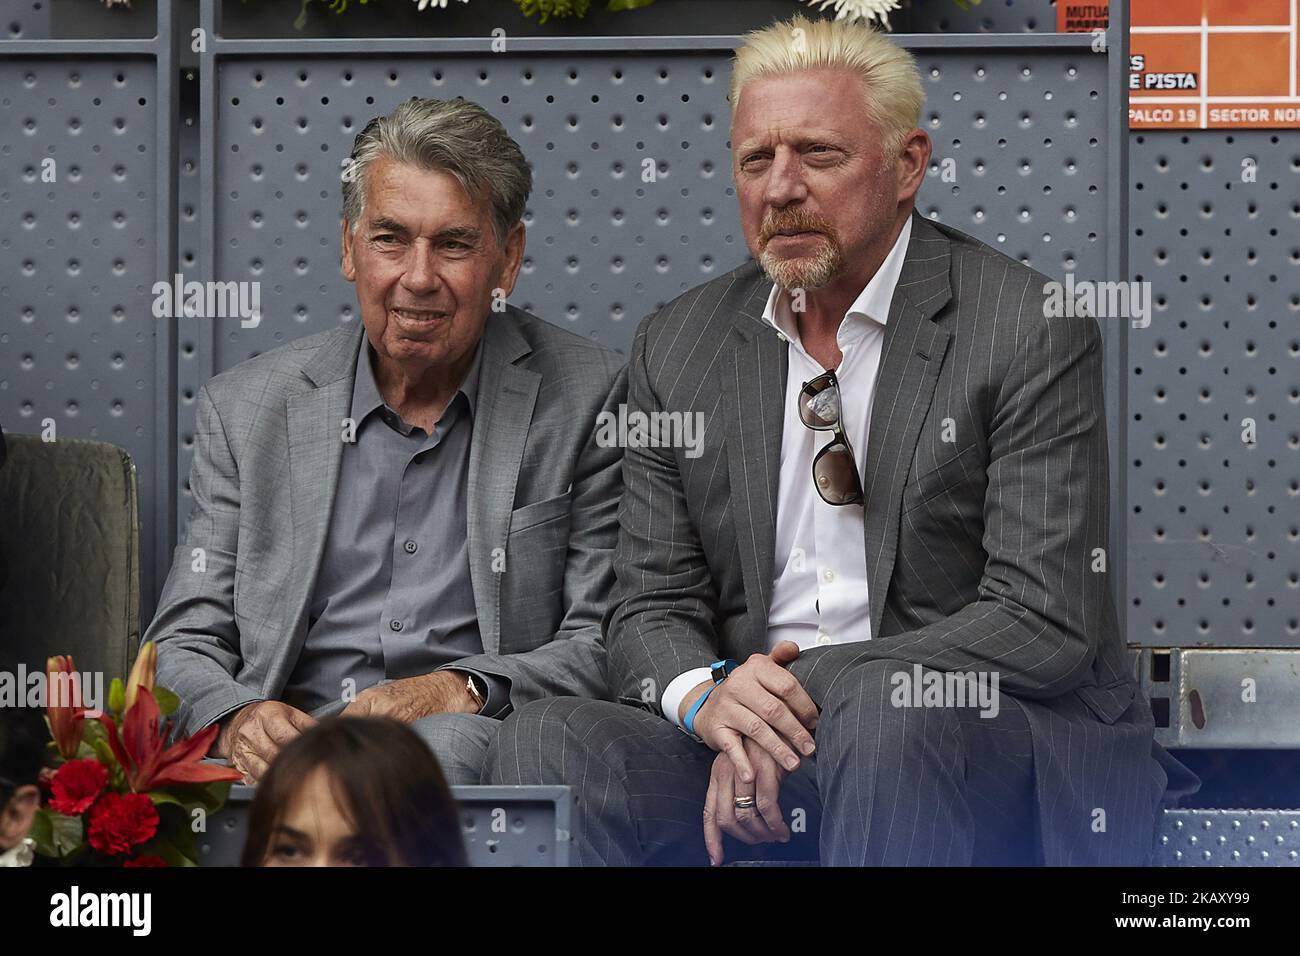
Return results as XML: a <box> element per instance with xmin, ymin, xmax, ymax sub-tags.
<box><xmin>486</xmin><ymin>664</ymin><xmax>1038</xmax><ymax>866</ymax></box>
<box><xmin>586</xmin><ymin>211</ymin><xmax>1198</xmax><ymax>865</ymax></box>
<box><xmin>151</xmin><ymin>305</ymin><xmax>628</xmax><ymax>736</ymax></box>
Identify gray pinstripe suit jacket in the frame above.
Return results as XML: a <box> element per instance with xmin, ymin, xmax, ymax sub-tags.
<box><xmin>150</xmin><ymin>305</ymin><xmax>626</xmax><ymax>736</ymax></box>
<box><xmin>605</xmin><ymin>211</ymin><xmax>1198</xmax><ymax>865</ymax></box>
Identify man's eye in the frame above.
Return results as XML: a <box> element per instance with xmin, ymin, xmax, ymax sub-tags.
<box><xmin>444</xmin><ymin>241</ymin><xmax>469</xmax><ymax>250</ymax></box>
<box><xmin>372</xmin><ymin>234</ymin><xmax>400</xmax><ymax>245</ymax></box>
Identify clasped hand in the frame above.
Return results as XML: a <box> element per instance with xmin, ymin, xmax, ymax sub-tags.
<box><xmin>685</xmin><ymin>640</ymin><xmax>819</xmax><ymax>864</ymax></box>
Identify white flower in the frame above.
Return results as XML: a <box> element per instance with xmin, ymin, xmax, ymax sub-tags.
<box><xmin>804</xmin><ymin>0</ymin><xmax>905</xmax><ymax>29</ymax></box>
<box><xmin>415</xmin><ymin>0</ymin><xmax>471</xmax><ymax>10</ymax></box>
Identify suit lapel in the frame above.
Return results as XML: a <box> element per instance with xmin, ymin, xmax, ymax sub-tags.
<box><xmin>862</xmin><ymin>213</ymin><xmax>954</xmax><ymax>640</ymax></box>
<box><xmin>273</xmin><ymin>325</ymin><xmax>364</xmax><ymax>689</ymax></box>
<box><xmin>722</xmin><ymin>277</ymin><xmax>787</xmax><ymax>653</ymax></box>
<box><xmin>466</xmin><ymin>310</ymin><xmax>538</xmax><ymax>655</ymax></box>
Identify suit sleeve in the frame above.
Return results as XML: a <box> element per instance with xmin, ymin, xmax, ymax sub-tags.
<box><xmin>603</xmin><ymin>320</ymin><xmax>723</xmax><ymax>710</ymax></box>
<box><xmin>791</xmin><ymin>306</ymin><xmax>1110</xmax><ymax>702</ymax></box>
<box><xmin>445</xmin><ymin>359</ymin><xmax>629</xmax><ymax>715</ymax></box>
<box><xmin>148</xmin><ymin>384</ymin><xmax>264</xmax><ymax>734</ymax></box>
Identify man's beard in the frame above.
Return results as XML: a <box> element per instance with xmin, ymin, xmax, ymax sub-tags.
<box><xmin>757</xmin><ymin>211</ymin><xmax>845</xmax><ymax>292</ymax></box>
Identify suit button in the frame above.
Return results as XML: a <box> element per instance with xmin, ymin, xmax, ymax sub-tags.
<box><xmin>390</xmin><ymin>620</ymin><xmax>404</xmax><ymax>632</ymax></box>
<box><xmin>404</xmin><ymin>540</ymin><xmax>418</xmax><ymax>554</ymax></box>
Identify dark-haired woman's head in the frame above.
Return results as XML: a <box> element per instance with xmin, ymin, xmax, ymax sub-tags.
<box><xmin>241</xmin><ymin>716</ymin><xmax>467</xmax><ymax>867</ymax></box>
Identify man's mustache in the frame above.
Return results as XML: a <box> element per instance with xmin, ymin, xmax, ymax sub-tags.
<box><xmin>761</xmin><ymin>213</ymin><xmax>836</xmax><ymax>243</ymax></box>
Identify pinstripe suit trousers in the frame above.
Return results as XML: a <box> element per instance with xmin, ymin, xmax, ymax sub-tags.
<box><xmin>485</xmin><ymin>657</ymin><xmax>1037</xmax><ymax>866</ymax></box>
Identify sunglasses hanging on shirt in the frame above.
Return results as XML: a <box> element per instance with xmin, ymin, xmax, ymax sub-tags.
<box><xmin>798</xmin><ymin>369</ymin><xmax>864</xmax><ymax>507</ymax></box>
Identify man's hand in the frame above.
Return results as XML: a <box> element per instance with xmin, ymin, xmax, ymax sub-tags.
<box><xmin>214</xmin><ymin>701</ymin><xmax>317</xmax><ymax>784</ymax></box>
<box><xmin>339</xmin><ymin>671</ymin><xmax>480</xmax><ymax>722</ymax></box>
<box><xmin>682</xmin><ymin>640</ymin><xmax>818</xmax><ymax>783</ymax></box>
<box><xmin>703</xmin><ymin>737</ymin><xmax>790</xmax><ymax>866</ymax></box>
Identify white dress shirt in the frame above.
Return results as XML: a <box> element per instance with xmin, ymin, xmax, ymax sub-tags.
<box><xmin>661</xmin><ymin>216</ymin><xmax>913</xmax><ymax>729</ymax></box>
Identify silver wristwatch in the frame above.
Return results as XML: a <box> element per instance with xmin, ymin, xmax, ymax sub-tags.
<box><xmin>464</xmin><ymin>672</ymin><xmax>486</xmax><ymax>713</ymax></box>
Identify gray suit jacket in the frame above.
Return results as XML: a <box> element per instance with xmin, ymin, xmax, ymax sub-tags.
<box><xmin>151</xmin><ymin>305</ymin><xmax>627</xmax><ymax>735</ymax></box>
<box><xmin>605</xmin><ymin>211</ymin><xmax>1198</xmax><ymax>865</ymax></box>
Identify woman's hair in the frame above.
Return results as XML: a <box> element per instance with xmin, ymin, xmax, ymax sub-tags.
<box><xmin>0</xmin><ymin>664</ymin><xmax>49</xmax><ymax>808</ymax></box>
<box><xmin>729</xmin><ymin>14</ymin><xmax>925</xmax><ymax>158</ymax></box>
<box><xmin>241</xmin><ymin>716</ymin><xmax>468</xmax><ymax>867</ymax></box>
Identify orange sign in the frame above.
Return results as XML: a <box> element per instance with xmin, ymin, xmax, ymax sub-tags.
<box><xmin>1058</xmin><ymin>0</ymin><xmax>1300</xmax><ymax>128</ymax></box>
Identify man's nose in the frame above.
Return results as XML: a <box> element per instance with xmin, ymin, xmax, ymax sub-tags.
<box><xmin>763</xmin><ymin>149</ymin><xmax>808</xmax><ymax>207</ymax></box>
<box><xmin>402</xmin><ymin>243</ymin><xmax>442</xmax><ymax>294</ymax></box>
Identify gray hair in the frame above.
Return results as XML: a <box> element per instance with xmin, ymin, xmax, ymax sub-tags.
<box><xmin>342</xmin><ymin>96</ymin><xmax>532</xmax><ymax>247</ymax></box>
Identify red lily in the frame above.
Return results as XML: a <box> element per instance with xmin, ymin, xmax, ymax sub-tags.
<box><xmin>46</xmin><ymin>655</ymin><xmax>87</xmax><ymax>760</ymax></box>
<box><xmin>97</xmin><ymin>689</ymin><xmax>241</xmax><ymax>792</ymax></box>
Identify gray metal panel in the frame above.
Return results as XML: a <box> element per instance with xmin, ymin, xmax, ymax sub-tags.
<box><xmin>1127</xmin><ymin>130</ymin><xmax>1300</xmax><ymax>649</ymax></box>
<box><xmin>176</xmin><ymin>67</ymin><xmax>201</xmax><ymax>535</ymax></box>
<box><xmin>456</xmin><ymin>785</ymin><xmax>573</xmax><ymax>867</ymax></box>
<box><xmin>0</xmin><ymin>44</ymin><xmax>175</xmax><ymax>626</ymax></box>
<box><xmin>0</xmin><ymin>0</ymin><xmax>50</xmax><ymax>38</ymax></box>
<box><xmin>1156</xmin><ymin>808</ymin><xmax>1300</xmax><ymax>866</ymax></box>
<box><xmin>1137</xmin><ymin>647</ymin><xmax>1300</xmax><ymax>749</ymax></box>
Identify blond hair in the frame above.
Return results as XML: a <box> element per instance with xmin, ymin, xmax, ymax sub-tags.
<box><xmin>729</xmin><ymin>14</ymin><xmax>925</xmax><ymax>156</ymax></box>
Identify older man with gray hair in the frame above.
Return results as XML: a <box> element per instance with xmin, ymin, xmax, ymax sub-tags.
<box><xmin>148</xmin><ymin>96</ymin><xmax>627</xmax><ymax>784</ymax></box>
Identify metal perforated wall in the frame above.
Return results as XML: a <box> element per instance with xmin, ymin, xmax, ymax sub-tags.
<box><xmin>0</xmin><ymin>28</ymin><xmax>178</xmax><ymax>623</ymax></box>
<box><xmin>1127</xmin><ymin>131</ymin><xmax>1300</xmax><ymax>649</ymax></box>
<box><xmin>0</xmin><ymin>0</ymin><xmax>49</xmax><ymax>39</ymax></box>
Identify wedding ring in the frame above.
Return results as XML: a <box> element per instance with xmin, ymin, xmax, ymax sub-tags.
<box><xmin>733</xmin><ymin>796</ymin><xmax>756</xmax><ymax>810</ymax></box>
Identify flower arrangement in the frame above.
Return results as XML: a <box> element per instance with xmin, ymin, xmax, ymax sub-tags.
<box><xmin>32</xmin><ymin>644</ymin><xmax>242</xmax><ymax>867</ymax></box>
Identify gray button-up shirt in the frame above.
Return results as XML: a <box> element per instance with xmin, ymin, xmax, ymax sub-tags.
<box><xmin>282</xmin><ymin>335</ymin><xmax>503</xmax><ymax>715</ymax></box>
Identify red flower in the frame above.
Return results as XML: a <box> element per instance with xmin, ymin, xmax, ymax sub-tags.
<box><xmin>123</xmin><ymin>855</ymin><xmax>169</xmax><ymax>868</ymax></box>
<box><xmin>48</xmin><ymin>759</ymin><xmax>109</xmax><ymax>816</ymax></box>
<box><xmin>87</xmin><ymin>792</ymin><xmax>159</xmax><ymax>856</ymax></box>
<box><xmin>97</xmin><ymin>686</ymin><xmax>242</xmax><ymax>792</ymax></box>
<box><xmin>46</xmin><ymin>655</ymin><xmax>87</xmax><ymax>760</ymax></box>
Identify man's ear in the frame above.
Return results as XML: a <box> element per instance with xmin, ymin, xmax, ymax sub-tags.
<box><xmin>0</xmin><ymin>785</ymin><xmax>40</xmax><ymax>850</ymax></box>
<box><xmin>341</xmin><ymin>218</ymin><xmax>357</xmax><ymax>281</ymax></box>
<box><xmin>495</xmin><ymin>221</ymin><xmax>527</xmax><ymax>299</ymax></box>
<box><xmin>896</xmin><ymin>129</ymin><xmax>931</xmax><ymax>205</ymax></box>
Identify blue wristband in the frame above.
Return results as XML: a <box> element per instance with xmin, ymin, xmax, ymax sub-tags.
<box><xmin>682</xmin><ymin>682</ymin><xmax>717</xmax><ymax>737</ymax></box>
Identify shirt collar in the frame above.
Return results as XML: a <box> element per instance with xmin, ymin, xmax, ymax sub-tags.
<box><xmin>350</xmin><ymin>333</ymin><xmax>484</xmax><ymax>425</ymax></box>
<box><xmin>762</xmin><ymin>214</ymin><xmax>913</xmax><ymax>349</ymax></box>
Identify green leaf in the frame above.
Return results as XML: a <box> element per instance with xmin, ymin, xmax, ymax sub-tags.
<box><xmin>149</xmin><ymin>791</ymin><xmax>187</xmax><ymax>809</ymax></box>
<box><xmin>108</xmin><ymin>678</ymin><xmax>125</xmax><ymax>715</ymax></box>
<box><xmin>165</xmin><ymin>780</ymin><xmax>233</xmax><ymax>816</ymax></box>
<box><xmin>607</xmin><ymin>0</ymin><xmax>655</xmax><ymax>10</ymax></box>
<box><xmin>32</xmin><ymin>809</ymin><xmax>84</xmax><ymax>859</ymax></box>
<box><xmin>152</xmin><ymin>685</ymin><xmax>180</xmax><ymax>717</ymax></box>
